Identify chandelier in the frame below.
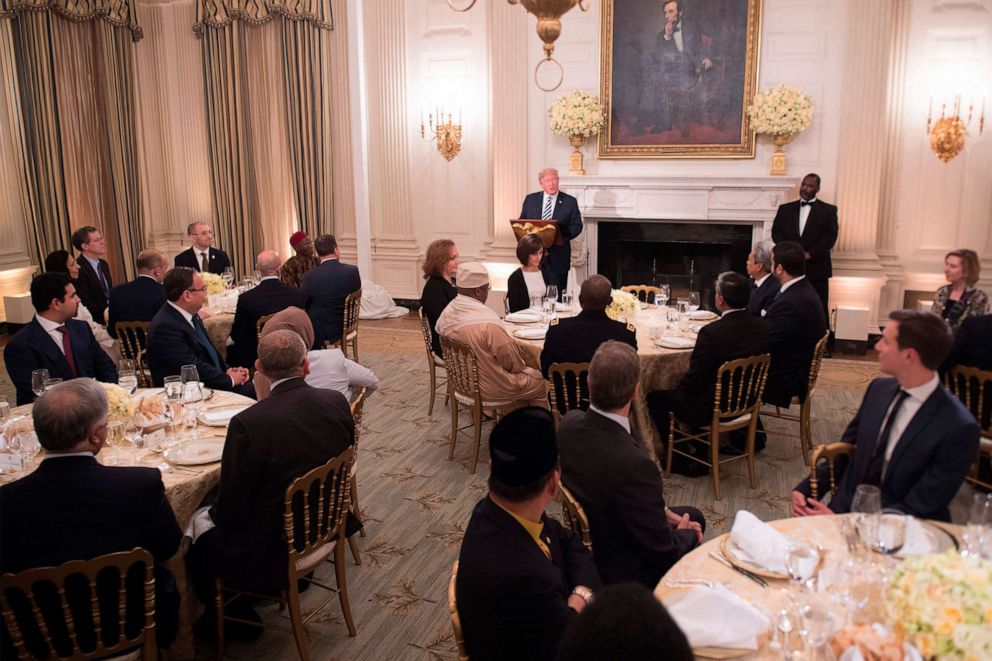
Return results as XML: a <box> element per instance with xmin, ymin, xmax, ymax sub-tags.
<box><xmin>926</xmin><ymin>96</ymin><xmax>985</xmax><ymax>162</ymax></box>
<box><xmin>448</xmin><ymin>0</ymin><xmax>589</xmax><ymax>92</ymax></box>
<box><xmin>420</xmin><ymin>108</ymin><xmax>462</xmax><ymax>161</ymax></box>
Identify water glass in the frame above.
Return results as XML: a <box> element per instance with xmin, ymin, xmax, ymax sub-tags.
<box><xmin>545</xmin><ymin>285</ymin><xmax>558</xmax><ymax>303</ymax></box>
<box><xmin>222</xmin><ymin>267</ymin><xmax>235</xmax><ymax>289</ymax></box>
<box><xmin>851</xmin><ymin>484</ymin><xmax>882</xmax><ymax>550</ymax></box>
<box><xmin>31</xmin><ymin>369</ymin><xmax>49</xmax><ymax>398</ymax></box>
<box><xmin>42</xmin><ymin>378</ymin><xmax>63</xmax><ymax>392</ymax></box>
<box><xmin>786</xmin><ymin>541</ymin><xmax>820</xmax><ymax>590</ymax></box>
<box><xmin>180</xmin><ymin>364</ymin><xmax>200</xmax><ymax>385</ymax></box>
<box><xmin>0</xmin><ymin>396</ymin><xmax>9</xmax><ymax>428</ymax></box>
<box><xmin>687</xmin><ymin>291</ymin><xmax>701</xmax><ymax>312</ymax></box>
<box><xmin>799</xmin><ymin>597</ymin><xmax>838</xmax><ymax>660</ymax></box>
<box><xmin>125</xmin><ymin>419</ymin><xmax>145</xmax><ymax>466</ymax></box>
<box><xmin>676</xmin><ymin>298</ymin><xmax>689</xmax><ymax>316</ymax></box>
<box><xmin>529</xmin><ymin>295</ymin><xmax>542</xmax><ymax>311</ymax></box>
<box><xmin>560</xmin><ymin>292</ymin><xmax>573</xmax><ymax>315</ymax></box>
<box><xmin>657</xmin><ymin>285</ymin><xmax>670</xmax><ymax>309</ymax></box>
<box><xmin>962</xmin><ymin>492</ymin><xmax>992</xmax><ymax>558</ymax></box>
<box><xmin>163</xmin><ymin>377</ymin><xmax>184</xmax><ymax>442</ymax></box>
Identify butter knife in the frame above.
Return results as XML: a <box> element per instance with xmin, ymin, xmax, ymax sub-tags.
<box><xmin>708</xmin><ymin>551</ymin><xmax>769</xmax><ymax>588</ymax></box>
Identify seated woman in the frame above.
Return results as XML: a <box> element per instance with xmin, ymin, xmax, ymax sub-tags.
<box><xmin>420</xmin><ymin>239</ymin><xmax>459</xmax><ymax>357</ymax></box>
<box><xmin>43</xmin><ymin>250</ymin><xmax>118</xmax><ymax>361</ymax></box>
<box><xmin>253</xmin><ymin>306</ymin><xmax>378</xmax><ymax>401</ymax></box>
<box><xmin>506</xmin><ymin>233</ymin><xmax>552</xmax><ymax>313</ymax></box>
<box><xmin>932</xmin><ymin>249</ymin><xmax>988</xmax><ymax>330</ymax></box>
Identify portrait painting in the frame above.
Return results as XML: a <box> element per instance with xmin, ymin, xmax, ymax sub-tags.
<box><xmin>599</xmin><ymin>0</ymin><xmax>762</xmax><ymax>159</ymax></box>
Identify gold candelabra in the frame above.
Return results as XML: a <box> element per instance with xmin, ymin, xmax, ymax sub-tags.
<box><xmin>926</xmin><ymin>95</ymin><xmax>985</xmax><ymax>162</ymax></box>
<box><xmin>420</xmin><ymin>108</ymin><xmax>462</xmax><ymax>162</ymax></box>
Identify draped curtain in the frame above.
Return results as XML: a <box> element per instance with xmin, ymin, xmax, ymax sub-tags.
<box><xmin>0</xmin><ymin>0</ymin><xmax>145</xmax><ymax>281</ymax></box>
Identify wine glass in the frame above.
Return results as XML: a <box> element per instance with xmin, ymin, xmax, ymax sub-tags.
<box><xmin>785</xmin><ymin>541</ymin><xmax>820</xmax><ymax>591</ymax></box>
<box><xmin>874</xmin><ymin>509</ymin><xmax>907</xmax><ymax>555</ymax></box>
<box><xmin>251</xmin><ymin>270</ymin><xmax>262</xmax><ymax>286</ymax></box>
<box><xmin>799</xmin><ymin>596</ymin><xmax>838</xmax><ymax>660</ymax></box>
<box><xmin>0</xmin><ymin>396</ymin><xmax>9</xmax><ymax>430</ymax></box>
<box><xmin>222</xmin><ymin>267</ymin><xmax>235</xmax><ymax>289</ymax></box>
<box><xmin>963</xmin><ymin>492</ymin><xmax>992</xmax><ymax>558</ymax></box>
<box><xmin>545</xmin><ymin>285</ymin><xmax>559</xmax><ymax>303</ymax></box>
<box><xmin>851</xmin><ymin>484</ymin><xmax>882</xmax><ymax>552</ymax></box>
<box><xmin>163</xmin><ymin>377</ymin><xmax>184</xmax><ymax>443</ymax></box>
<box><xmin>656</xmin><ymin>284</ymin><xmax>671</xmax><ymax>310</ymax></box>
<box><xmin>31</xmin><ymin>369</ymin><xmax>49</xmax><ymax>398</ymax></box>
<box><xmin>180</xmin><ymin>364</ymin><xmax>200</xmax><ymax>386</ymax></box>
<box><xmin>560</xmin><ymin>292</ymin><xmax>573</xmax><ymax>315</ymax></box>
<box><xmin>42</xmin><ymin>378</ymin><xmax>63</xmax><ymax>392</ymax></box>
<box><xmin>765</xmin><ymin>589</ymin><xmax>796</xmax><ymax>660</ymax></box>
<box><xmin>118</xmin><ymin>359</ymin><xmax>138</xmax><ymax>395</ymax></box>
<box><xmin>125</xmin><ymin>418</ymin><xmax>145</xmax><ymax>466</ymax></box>
<box><xmin>687</xmin><ymin>291</ymin><xmax>701</xmax><ymax>313</ymax></box>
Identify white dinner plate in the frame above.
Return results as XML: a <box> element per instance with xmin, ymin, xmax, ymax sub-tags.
<box><xmin>513</xmin><ymin>327</ymin><xmax>548</xmax><ymax>340</ymax></box>
<box><xmin>656</xmin><ymin>336</ymin><xmax>696</xmax><ymax>349</ymax></box>
<box><xmin>504</xmin><ymin>311</ymin><xmax>542</xmax><ymax>323</ymax></box>
<box><xmin>689</xmin><ymin>310</ymin><xmax>718</xmax><ymax>321</ymax></box>
<box><xmin>163</xmin><ymin>439</ymin><xmax>224</xmax><ymax>466</ymax></box>
<box><xmin>198</xmin><ymin>406</ymin><xmax>249</xmax><ymax>427</ymax></box>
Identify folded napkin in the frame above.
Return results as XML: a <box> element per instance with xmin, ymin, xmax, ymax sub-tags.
<box><xmin>729</xmin><ymin>510</ymin><xmax>792</xmax><ymax>574</ymax></box>
<box><xmin>667</xmin><ymin>583</ymin><xmax>769</xmax><ymax>650</ymax></box>
<box><xmin>181</xmin><ymin>505</ymin><xmax>217</xmax><ymax>552</ymax></box>
<box><xmin>505</xmin><ymin>310</ymin><xmax>541</xmax><ymax>323</ymax></box>
<box><xmin>898</xmin><ymin>517</ymin><xmax>933</xmax><ymax>556</ymax></box>
<box><xmin>200</xmin><ymin>407</ymin><xmax>248</xmax><ymax>425</ymax></box>
<box><xmin>689</xmin><ymin>310</ymin><xmax>718</xmax><ymax>320</ymax></box>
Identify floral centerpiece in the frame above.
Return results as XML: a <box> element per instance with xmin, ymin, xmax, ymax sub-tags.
<box><xmin>101</xmin><ymin>383</ymin><xmax>136</xmax><ymax>421</ymax></box>
<box><xmin>605</xmin><ymin>289</ymin><xmax>638</xmax><ymax>322</ymax></box>
<box><xmin>200</xmin><ymin>271</ymin><xmax>226</xmax><ymax>296</ymax></box>
<box><xmin>885</xmin><ymin>550</ymin><xmax>992</xmax><ymax>660</ymax></box>
<box><xmin>746</xmin><ymin>84</ymin><xmax>814</xmax><ymax>175</ymax></box>
<box><xmin>548</xmin><ymin>90</ymin><xmax>605</xmax><ymax>176</ymax></box>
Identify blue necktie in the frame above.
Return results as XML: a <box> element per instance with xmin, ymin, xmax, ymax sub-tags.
<box><xmin>542</xmin><ymin>196</ymin><xmax>553</xmax><ymax>220</ymax></box>
<box><xmin>98</xmin><ymin>267</ymin><xmax>110</xmax><ymax>300</ymax></box>
<box><xmin>773</xmin><ymin>289</ymin><xmax>783</xmax><ymax>301</ymax></box>
<box><xmin>192</xmin><ymin>315</ymin><xmax>222</xmax><ymax>371</ymax></box>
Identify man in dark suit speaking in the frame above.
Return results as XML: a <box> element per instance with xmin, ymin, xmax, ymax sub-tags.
<box><xmin>772</xmin><ymin>173</ymin><xmax>839</xmax><ymax>321</ymax></box>
<box><xmin>519</xmin><ymin>167</ymin><xmax>582</xmax><ymax>298</ymax></box>
<box><xmin>302</xmin><ymin>234</ymin><xmax>361</xmax><ymax>349</ymax></box>
<box><xmin>793</xmin><ymin>311</ymin><xmax>978</xmax><ymax>522</ymax></box>
<box><xmin>174</xmin><ymin>222</ymin><xmax>232</xmax><ymax>276</ymax></box>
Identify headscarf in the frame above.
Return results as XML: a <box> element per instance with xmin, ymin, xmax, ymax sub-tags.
<box><xmin>253</xmin><ymin>306</ymin><xmax>314</xmax><ymax>400</ymax></box>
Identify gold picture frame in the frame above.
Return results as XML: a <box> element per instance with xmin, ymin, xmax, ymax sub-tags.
<box><xmin>598</xmin><ymin>0</ymin><xmax>763</xmax><ymax>159</ymax></box>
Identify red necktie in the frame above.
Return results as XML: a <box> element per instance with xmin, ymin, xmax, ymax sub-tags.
<box><xmin>56</xmin><ymin>326</ymin><xmax>79</xmax><ymax>377</ymax></box>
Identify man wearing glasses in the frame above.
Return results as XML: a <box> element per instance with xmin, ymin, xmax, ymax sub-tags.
<box><xmin>174</xmin><ymin>222</ymin><xmax>232</xmax><ymax>276</ymax></box>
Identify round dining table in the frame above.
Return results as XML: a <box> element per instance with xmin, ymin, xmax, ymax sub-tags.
<box><xmin>4</xmin><ymin>387</ymin><xmax>255</xmax><ymax>660</ymax></box>
<box><xmin>506</xmin><ymin>305</ymin><xmax>714</xmax><ymax>460</ymax></box>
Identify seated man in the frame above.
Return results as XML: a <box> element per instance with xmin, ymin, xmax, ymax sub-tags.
<box><xmin>559</xmin><ymin>340</ymin><xmax>704</xmax><ymax>588</ymax></box>
<box><xmin>5</xmin><ymin>272</ymin><xmax>117</xmax><ymax>405</ymax></box>
<box><xmin>226</xmin><ymin>250</ymin><xmax>305</xmax><ymax>367</ymax></box>
<box><xmin>0</xmin><ymin>380</ymin><xmax>182</xmax><ymax>654</ymax></box>
<box><xmin>145</xmin><ymin>268</ymin><xmax>253</xmax><ymax>396</ymax></box>
<box><xmin>456</xmin><ymin>407</ymin><xmax>601</xmax><ymax>661</ymax></box>
<box><xmin>436</xmin><ymin>262</ymin><xmax>546</xmax><ymax>410</ymax></box>
<box><xmin>540</xmin><ymin>274</ymin><xmax>637</xmax><ymax>376</ymax></box>
<box><xmin>792</xmin><ymin>311</ymin><xmax>979</xmax><ymax>522</ymax></box>
<box><xmin>279</xmin><ymin>231</ymin><xmax>320</xmax><ymax>288</ymax></box>
<box><xmin>189</xmin><ymin>330</ymin><xmax>359</xmax><ymax>619</ymax></box>
<box><xmin>107</xmin><ymin>249</ymin><xmax>168</xmax><ymax>338</ymax></box>
<box><xmin>745</xmin><ymin>240</ymin><xmax>779</xmax><ymax>317</ymax></box>
<box><xmin>763</xmin><ymin>241</ymin><xmax>827</xmax><ymax>408</ymax></box>
<box><xmin>302</xmin><ymin>234</ymin><xmax>361</xmax><ymax>348</ymax></box>
<box><xmin>648</xmin><ymin>272</ymin><xmax>771</xmax><ymax>463</ymax></box>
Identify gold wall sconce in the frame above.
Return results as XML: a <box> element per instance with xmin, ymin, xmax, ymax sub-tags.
<box><xmin>420</xmin><ymin>108</ymin><xmax>462</xmax><ymax>161</ymax></box>
<box><xmin>927</xmin><ymin>95</ymin><xmax>984</xmax><ymax>162</ymax></box>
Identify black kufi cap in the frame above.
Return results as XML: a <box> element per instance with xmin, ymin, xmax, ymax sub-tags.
<box><xmin>489</xmin><ymin>407</ymin><xmax>558</xmax><ymax>486</ymax></box>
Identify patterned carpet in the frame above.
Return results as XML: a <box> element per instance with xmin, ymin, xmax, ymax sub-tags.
<box><xmin>0</xmin><ymin>322</ymin><xmax>972</xmax><ymax>660</ymax></box>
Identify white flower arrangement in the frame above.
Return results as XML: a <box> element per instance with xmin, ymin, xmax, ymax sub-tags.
<box><xmin>548</xmin><ymin>90</ymin><xmax>606</xmax><ymax>138</ymax></box>
<box><xmin>885</xmin><ymin>550</ymin><xmax>992</xmax><ymax>660</ymax></box>
<box><xmin>746</xmin><ymin>84</ymin><xmax>814</xmax><ymax>136</ymax></box>
<box><xmin>605</xmin><ymin>289</ymin><xmax>639</xmax><ymax>322</ymax></box>
<box><xmin>101</xmin><ymin>382</ymin><xmax>136</xmax><ymax>421</ymax></box>
<box><xmin>200</xmin><ymin>272</ymin><xmax>226</xmax><ymax>296</ymax></box>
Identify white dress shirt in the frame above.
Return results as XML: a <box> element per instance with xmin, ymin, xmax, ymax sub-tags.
<box><xmin>35</xmin><ymin>314</ymin><xmax>67</xmax><ymax>353</ymax></box>
<box><xmin>194</xmin><ymin>249</ymin><xmax>210</xmax><ymax>269</ymax></box>
<box><xmin>306</xmin><ymin>348</ymin><xmax>379</xmax><ymax>402</ymax></box>
<box><xmin>167</xmin><ymin>301</ymin><xmax>195</xmax><ymax>328</ymax></box>
<box><xmin>542</xmin><ymin>192</ymin><xmax>558</xmax><ymax>218</ymax></box>
<box><xmin>779</xmin><ymin>275</ymin><xmax>806</xmax><ymax>295</ymax></box>
<box><xmin>589</xmin><ymin>404</ymin><xmax>631</xmax><ymax>435</ymax></box>
<box><xmin>798</xmin><ymin>197</ymin><xmax>816</xmax><ymax>236</ymax></box>
<box><xmin>754</xmin><ymin>273</ymin><xmax>771</xmax><ymax>289</ymax></box>
<box><xmin>881</xmin><ymin>374</ymin><xmax>940</xmax><ymax>477</ymax></box>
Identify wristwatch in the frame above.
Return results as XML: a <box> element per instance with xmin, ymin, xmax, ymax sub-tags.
<box><xmin>572</xmin><ymin>586</ymin><xmax>594</xmax><ymax>605</ymax></box>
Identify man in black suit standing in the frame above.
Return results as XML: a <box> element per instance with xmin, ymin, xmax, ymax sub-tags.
<box><xmin>559</xmin><ymin>341</ymin><xmax>703</xmax><ymax>588</ymax></box>
<box><xmin>174</xmin><ymin>222</ymin><xmax>232</xmax><ymax>275</ymax></box>
<box><xmin>0</xmin><ymin>380</ymin><xmax>182</xmax><ymax>652</ymax></box>
<box><xmin>302</xmin><ymin>234</ymin><xmax>361</xmax><ymax>349</ymax></box>
<box><xmin>763</xmin><ymin>241</ymin><xmax>827</xmax><ymax>409</ymax></box>
<box><xmin>772</xmin><ymin>173</ymin><xmax>839</xmax><ymax>321</ymax></box>
<box><xmin>188</xmin><ymin>330</ymin><xmax>357</xmax><ymax>618</ymax></box>
<box><xmin>226</xmin><ymin>250</ymin><xmax>306</xmax><ymax>367</ymax></box>
<box><xmin>4</xmin><ymin>273</ymin><xmax>117</xmax><ymax>405</ymax></box>
<box><xmin>646</xmin><ymin>272</ymin><xmax>771</xmax><ymax>464</ymax></box>
<box><xmin>71</xmin><ymin>225</ymin><xmax>113</xmax><ymax>324</ymax></box>
<box><xmin>745</xmin><ymin>240</ymin><xmax>779</xmax><ymax>317</ymax></box>
<box><xmin>145</xmin><ymin>268</ymin><xmax>253</xmax><ymax>395</ymax></box>
<box><xmin>456</xmin><ymin>407</ymin><xmax>600</xmax><ymax>661</ymax></box>
<box><xmin>107</xmin><ymin>249</ymin><xmax>168</xmax><ymax>338</ymax></box>
<box><xmin>944</xmin><ymin>314</ymin><xmax>992</xmax><ymax>373</ymax></box>
<box><xmin>793</xmin><ymin>311</ymin><xmax>978</xmax><ymax>522</ymax></box>
<box><xmin>519</xmin><ymin>168</ymin><xmax>582</xmax><ymax>298</ymax></box>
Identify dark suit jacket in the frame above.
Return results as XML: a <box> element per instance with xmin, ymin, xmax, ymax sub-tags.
<box><xmin>763</xmin><ymin>278</ymin><xmax>826</xmax><ymax>407</ymax></box>
<box><xmin>421</xmin><ymin>276</ymin><xmax>457</xmax><ymax>357</ymax></box>
<box><xmin>174</xmin><ymin>246</ymin><xmax>231</xmax><ymax>275</ymax></box>
<box><xmin>146</xmin><ymin>304</ymin><xmax>232</xmax><ymax>390</ymax></box>
<box><xmin>107</xmin><ymin>276</ymin><xmax>166</xmax><ymax>339</ymax></box>
<box><xmin>506</xmin><ymin>267</ymin><xmax>554</xmax><ymax>313</ymax></box>
<box><xmin>4</xmin><ymin>318</ymin><xmax>117</xmax><ymax>405</ymax></box>
<box><xmin>75</xmin><ymin>256</ymin><xmax>112</xmax><ymax>324</ymax></box>
<box><xmin>456</xmin><ymin>497</ymin><xmax>601</xmax><ymax>661</ymax></box>
<box><xmin>558</xmin><ymin>409</ymin><xmax>696</xmax><ymax>588</ymax></box>
<box><xmin>540</xmin><ymin>309</ymin><xmax>637</xmax><ymax>376</ymax></box>
<box><xmin>672</xmin><ymin>310</ymin><xmax>770</xmax><ymax>427</ymax></box>
<box><xmin>945</xmin><ymin>314</ymin><xmax>992</xmax><ymax>373</ymax></box>
<box><xmin>796</xmin><ymin>377</ymin><xmax>979</xmax><ymax>522</ymax></box>
<box><xmin>772</xmin><ymin>199</ymin><xmax>839</xmax><ymax>281</ymax></box>
<box><xmin>746</xmin><ymin>275</ymin><xmax>780</xmax><ymax>317</ymax></box>
<box><xmin>204</xmin><ymin>378</ymin><xmax>355</xmax><ymax>591</ymax></box>
<box><xmin>301</xmin><ymin>259</ymin><xmax>361</xmax><ymax>348</ymax></box>
<box><xmin>519</xmin><ymin>191</ymin><xmax>583</xmax><ymax>278</ymax></box>
<box><xmin>226</xmin><ymin>278</ymin><xmax>306</xmax><ymax>367</ymax></box>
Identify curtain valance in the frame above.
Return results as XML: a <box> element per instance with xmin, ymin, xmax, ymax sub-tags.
<box><xmin>0</xmin><ymin>0</ymin><xmax>142</xmax><ymax>41</ymax></box>
<box><xmin>193</xmin><ymin>0</ymin><xmax>332</xmax><ymax>36</ymax></box>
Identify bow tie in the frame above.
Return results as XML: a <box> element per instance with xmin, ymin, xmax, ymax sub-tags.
<box><xmin>673</xmin><ymin>24</ymin><xmax>681</xmax><ymax>33</ymax></box>
<box><xmin>800</xmin><ymin>200</ymin><xmax>813</xmax><ymax>207</ymax></box>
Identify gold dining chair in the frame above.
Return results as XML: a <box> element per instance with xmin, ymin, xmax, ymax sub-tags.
<box><xmin>621</xmin><ymin>284</ymin><xmax>663</xmax><ymax>305</ymax></box>
<box><xmin>349</xmin><ymin>386</ymin><xmax>370</xmax><ymax>555</ymax></box>
<box><xmin>448</xmin><ymin>561</ymin><xmax>469</xmax><ymax>661</ymax></box>
<box><xmin>545</xmin><ymin>362</ymin><xmax>590</xmax><ymax>425</ymax></box>
<box><xmin>214</xmin><ymin>448</ymin><xmax>357</xmax><ymax>661</ymax></box>
<box><xmin>944</xmin><ymin>364</ymin><xmax>992</xmax><ymax>490</ymax></box>
<box><xmin>666</xmin><ymin>353</ymin><xmax>771</xmax><ymax>500</ymax></box>
<box><xmin>556</xmin><ymin>483</ymin><xmax>593</xmax><ymax>552</ymax></box>
<box><xmin>808</xmin><ymin>442</ymin><xmax>855</xmax><ymax>502</ymax></box>
<box><xmin>256</xmin><ymin>314</ymin><xmax>273</xmax><ymax>341</ymax></box>
<box><xmin>1</xmin><ymin>548</ymin><xmax>158</xmax><ymax>660</ymax></box>
<box><xmin>417</xmin><ymin>308</ymin><xmax>449</xmax><ymax>417</ymax></box>
<box><xmin>116</xmin><ymin>320</ymin><xmax>153</xmax><ymax>387</ymax></box>
<box><xmin>341</xmin><ymin>289</ymin><xmax>362</xmax><ymax>361</ymax></box>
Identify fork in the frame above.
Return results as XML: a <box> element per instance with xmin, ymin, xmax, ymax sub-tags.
<box><xmin>665</xmin><ymin>578</ymin><xmax>722</xmax><ymax>589</ymax></box>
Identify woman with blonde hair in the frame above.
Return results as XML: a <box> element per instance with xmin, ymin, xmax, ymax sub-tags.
<box><xmin>420</xmin><ymin>239</ymin><xmax>459</xmax><ymax>356</ymax></box>
<box><xmin>932</xmin><ymin>249</ymin><xmax>987</xmax><ymax>329</ymax></box>
<box><xmin>506</xmin><ymin>233</ymin><xmax>553</xmax><ymax>313</ymax></box>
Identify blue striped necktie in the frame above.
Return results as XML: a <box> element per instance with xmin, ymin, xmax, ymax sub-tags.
<box><xmin>542</xmin><ymin>196</ymin><xmax>553</xmax><ymax>220</ymax></box>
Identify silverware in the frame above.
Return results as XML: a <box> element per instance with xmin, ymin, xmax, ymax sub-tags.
<box><xmin>708</xmin><ymin>551</ymin><xmax>769</xmax><ymax>588</ymax></box>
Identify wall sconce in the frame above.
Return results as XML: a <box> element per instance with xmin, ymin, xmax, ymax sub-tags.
<box><xmin>926</xmin><ymin>95</ymin><xmax>984</xmax><ymax>162</ymax></box>
<box><xmin>420</xmin><ymin>108</ymin><xmax>462</xmax><ymax>161</ymax></box>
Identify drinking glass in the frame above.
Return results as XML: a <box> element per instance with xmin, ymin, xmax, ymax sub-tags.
<box><xmin>103</xmin><ymin>420</ymin><xmax>126</xmax><ymax>465</ymax></box>
<box><xmin>657</xmin><ymin>284</ymin><xmax>671</xmax><ymax>309</ymax></box>
<box><xmin>529</xmin><ymin>295</ymin><xmax>542</xmax><ymax>311</ymax></box>
<box><xmin>182</xmin><ymin>379</ymin><xmax>204</xmax><ymax>440</ymax></box>
<box><xmin>125</xmin><ymin>418</ymin><xmax>145</xmax><ymax>466</ymax></box>
<box><xmin>852</xmin><ymin>485</ymin><xmax>882</xmax><ymax>552</ymax></box>
<box><xmin>118</xmin><ymin>359</ymin><xmax>138</xmax><ymax>395</ymax></box>
<box><xmin>545</xmin><ymin>285</ymin><xmax>559</xmax><ymax>303</ymax></box>
<box><xmin>766</xmin><ymin>589</ymin><xmax>797</xmax><ymax>660</ymax></box>
<box><xmin>180</xmin><ymin>364</ymin><xmax>200</xmax><ymax>386</ymax></box>
<box><xmin>163</xmin><ymin>377</ymin><xmax>184</xmax><ymax>442</ymax></box>
<box><xmin>785</xmin><ymin>541</ymin><xmax>820</xmax><ymax>591</ymax></box>
<box><xmin>687</xmin><ymin>291</ymin><xmax>701</xmax><ymax>313</ymax></box>
<box><xmin>665</xmin><ymin>307</ymin><xmax>680</xmax><ymax>329</ymax></box>
<box><xmin>676</xmin><ymin>297</ymin><xmax>689</xmax><ymax>316</ymax></box>
<box><xmin>874</xmin><ymin>509</ymin><xmax>906</xmax><ymax>555</ymax></box>
<box><xmin>251</xmin><ymin>270</ymin><xmax>262</xmax><ymax>286</ymax></box>
<box><xmin>222</xmin><ymin>267</ymin><xmax>235</xmax><ymax>289</ymax></box>
<box><xmin>962</xmin><ymin>492</ymin><xmax>992</xmax><ymax>558</ymax></box>
<box><xmin>0</xmin><ymin>396</ymin><xmax>9</xmax><ymax>429</ymax></box>
<box><xmin>799</xmin><ymin>597</ymin><xmax>838</xmax><ymax>660</ymax></box>
<box><xmin>31</xmin><ymin>369</ymin><xmax>49</xmax><ymax>398</ymax></box>
<box><xmin>42</xmin><ymin>378</ymin><xmax>63</xmax><ymax>391</ymax></box>
<box><xmin>560</xmin><ymin>292</ymin><xmax>573</xmax><ymax>315</ymax></box>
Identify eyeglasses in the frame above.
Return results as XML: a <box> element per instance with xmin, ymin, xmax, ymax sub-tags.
<box><xmin>186</xmin><ymin>287</ymin><xmax>207</xmax><ymax>293</ymax></box>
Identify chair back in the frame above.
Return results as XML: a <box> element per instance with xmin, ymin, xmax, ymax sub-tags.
<box><xmin>806</xmin><ymin>331</ymin><xmax>831</xmax><ymax>394</ymax></box>
<box><xmin>712</xmin><ymin>353</ymin><xmax>771</xmax><ymax>421</ymax></box>
<box><xmin>809</xmin><ymin>442</ymin><xmax>855</xmax><ymax>501</ymax></box>
<box><xmin>546</xmin><ymin>362</ymin><xmax>590</xmax><ymax>422</ymax></box>
<box><xmin>621</xmin><ymin>284</ymin><xmax>662</xmax><ymax>304</ymax></box>
<box><xmin>448</xmin><ymin>562</ymin><xmax>469</xmax><ymax>661</ymax></box>
<box><xmin>944</xmin><ymin>364</ymin><xmax>992</xmax><ymax>435</ymax></box>
<box><xmin>283</xmin><ymin>448</ymin><xmax>356</xmax><ymax>578</ymax></box>
<box><xmin>256</xmin><ymin>314</ymin><xmax>273</xmax><ymax>341</ymax></box>
<box><xmin>350</xmin><ymin>387</ymin><xmax>369</xmax><ymax>446</ymax></box>
<box><xmin>417</xmin><ymin>308</ymin><xmax>435</xmax><ymax>358</ymax></box>
<box><xmin>440</xmin><ymin>336</ymin><xmax>481</xmax><ymax>406</ymax></box>
<box><xmin>1</xmin><ymin>548</ymin><xmax>157</xmax><ymax>660</ymax></box>
<box><xmin>116</xmin><ymin>321</ymin><xmax>152</xmax><ymax>387</ymax></box>
<box><xmin>556</xmin><ymin>484</ymin><xmax>593</xmax><ymax>552</ymax></box>
<box><xmin>343</xmin><ymin>289</ymin><xmax>362</xmax><ymax>340</ymax></box>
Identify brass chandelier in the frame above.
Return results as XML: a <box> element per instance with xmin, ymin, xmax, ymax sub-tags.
<box><xmin>926</xmin><ymin>95</ymin><xmax>985</xmax><ymax>162</ymax></box>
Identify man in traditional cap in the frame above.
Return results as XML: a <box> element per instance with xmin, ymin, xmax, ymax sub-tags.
<box><xmin>456</xmin><ymin>407</ymin><xmax>601</xmax><ymax>661</ymax></box>
<box><xmin>435</xmin><ymin>262</ymin><xmax>546</xmax><ymax>411</ymax></box>
<box><xmin>279</xmin><ymin>231</ymin><xmax>320</xmax><ymax>288</ymax></box>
